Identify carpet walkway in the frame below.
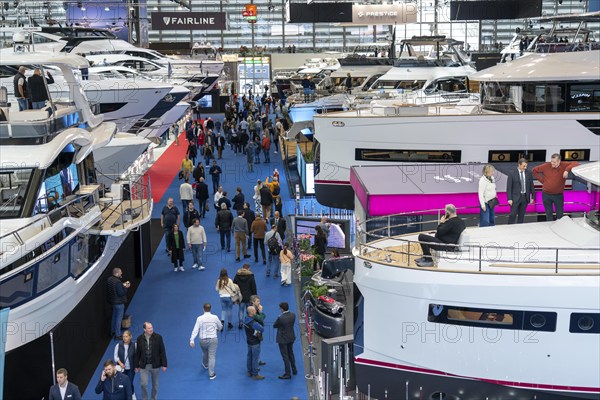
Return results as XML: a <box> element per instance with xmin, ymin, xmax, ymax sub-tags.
<box><xmin>84</xmin><ymin>131</ymin><xmax>308</xmax><ymax>399</ymax></box>
<box><xmin>147</xmin><ymin>132</ymin><xmax>188</xmax><ymax>205</ymax></box>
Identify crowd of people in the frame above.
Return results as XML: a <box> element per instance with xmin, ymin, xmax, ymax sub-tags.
<box><xmin>74</xmin><ymin>94</ymin><xmax>303</xmax><ymax>399</ymax></box>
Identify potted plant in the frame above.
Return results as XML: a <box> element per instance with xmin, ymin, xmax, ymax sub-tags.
<box><xmin>302</xmin><ymin>282</ymin><xmax>328</xmax><ymax>305</ymax></box>
<box><xmin>298</xmin><ymin>234</ymin><xmax>316</xmax><ymax>290</ymax></box>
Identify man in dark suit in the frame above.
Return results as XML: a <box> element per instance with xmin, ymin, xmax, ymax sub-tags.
<box><xmin>49</xmin><ymin>368</ymin><xmax>82</xmax><ymax>400</ymax></box>
<box><xmin>195</xmin><ymin>177</ymin><xmax>210</xmax><ymax>218</ymax></box>
<box><xmin>506</xmin><ymin>158</ymin><xmax>535</xmax><ymax>224</ymax></box>
<box><xmin>273</xmin><ymin>302</ymin><xmax>297</xmax><ymax>379</ymax></box>
<box><xmin>270</xmin><ymin>211</ymin><xmax>287</xmax><ymax>241</ymax></box>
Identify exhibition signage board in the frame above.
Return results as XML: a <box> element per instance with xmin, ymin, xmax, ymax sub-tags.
<box><xmin>151</xmin><ymin>12</ymin><xmax>226</xmax><ymax>30</ymax></box>
<box><xmin>350</xmin><ymin>4</ymin><xmax>418</xmax><ymax>25</ymax></box>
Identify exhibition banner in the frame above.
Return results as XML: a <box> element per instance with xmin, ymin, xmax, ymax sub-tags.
<box><xmin>350</xmin><ymin>4</ymin><xmax>418</xmax><ymax>25</ymax></box>
<box><xmin>151</xmin><ymin>12</ymin><xmax>226</xmax><ymax>30</ymax></box>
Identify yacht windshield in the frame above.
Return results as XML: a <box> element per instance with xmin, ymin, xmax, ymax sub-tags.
<box><xmin>0</xmin><ymin>168</ymin><xmax>33</xmax><ymax>219</ymax></box>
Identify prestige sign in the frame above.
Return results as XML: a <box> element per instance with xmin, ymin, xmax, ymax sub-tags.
<box><xmin>351</xmin><ymin>4</ymin><xmax>417</xmax><ymax>25</ymax></box>
<box><xmin>151</xmin><ymin>12</ymin><xmax>226</xmax><ymax>30</ymax></box>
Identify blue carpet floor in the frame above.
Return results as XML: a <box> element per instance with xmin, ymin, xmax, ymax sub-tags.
<box><xmin>84</xmin><ymin>136</ymin><xmax>307</xmax><ymax>399</ymax></box>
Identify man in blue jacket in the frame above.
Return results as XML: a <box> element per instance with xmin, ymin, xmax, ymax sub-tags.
<box><xmin>48</xmin><ymin>368</ymin><xmax>82</xmax><ymax>400</ymax></box>
<box><xmin>95</xmin><ymin>359</ymin><xmax>132</xmax><ymax>400</ymax></box>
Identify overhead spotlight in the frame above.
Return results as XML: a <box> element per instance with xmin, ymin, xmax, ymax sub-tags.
<box><xmin>104</xmin><ymin>6</ymin><xmax>110</xmax><ymax>11</ymax></box>
<box><xmin>81</xmin><ymin>6</ymin><xmax>86</xmax><ymax>11</ymax></box>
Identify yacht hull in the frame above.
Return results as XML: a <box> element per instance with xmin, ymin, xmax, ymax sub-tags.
<box><xmin>313</xmin><ymin>112</ymin><xmax>600</xmax><ymax>209</ymax></box>
<box><xmin>354</xmin><ymin>360</ymin><xmax>599</xmax><ymax>400</ymax></box>
<box><xmin>352</xmin><ymin>250</ymin><xmax>600</xmax><ymax>400</ymax></box>
<box><xmin>3</xmin><ymin>220</ymin><xmax>153</xmax><ymax>399</ymax></box>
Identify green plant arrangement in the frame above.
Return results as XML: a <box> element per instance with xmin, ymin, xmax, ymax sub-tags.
<box><xmin>303</xmin><ymin>282</ymin><xmax>328</xmax><ymax>299</ymax></box>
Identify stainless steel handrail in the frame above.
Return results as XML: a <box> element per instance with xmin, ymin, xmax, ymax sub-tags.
<box><xmin>355</xmin><ymin>202</ymin><xmax>599</xmax><ymax>273</ymax></box>
<box><xmin>97</xmin><ymin>174</ymin><xmax>151</xmax><ymax>231</ymax></box>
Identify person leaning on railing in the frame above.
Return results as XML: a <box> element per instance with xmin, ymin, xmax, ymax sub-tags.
<box><xmin>415</xmin><ymin>204</ymin><xmax>466</xmax><ymax>268</ymax></box>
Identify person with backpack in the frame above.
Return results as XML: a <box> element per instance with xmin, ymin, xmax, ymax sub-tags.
<box><xmin>264</xmin><ymin>225</ymin><xmax>282</xmax><ymax>278</ymax></box>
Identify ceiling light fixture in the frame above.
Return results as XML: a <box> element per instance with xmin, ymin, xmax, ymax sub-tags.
<box><xmin>104</xmin><ymin>6</ymin><xmax>110</xmax><ymax>11</ymax></box>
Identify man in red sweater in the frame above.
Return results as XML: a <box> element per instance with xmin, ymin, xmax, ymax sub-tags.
<box><xmin>532</xmin><ymin>153</ymin><xmax>580</xmax><ymax>221</ymax></box>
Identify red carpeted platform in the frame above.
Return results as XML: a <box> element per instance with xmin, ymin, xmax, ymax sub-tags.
<box><xmin>146</xmin><ymin>132</ymin><xmax>188</xmax><ymax>204</ymax></box>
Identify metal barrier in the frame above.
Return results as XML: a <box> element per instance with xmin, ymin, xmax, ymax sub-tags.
<box><xmin>356</xmin><ymin>203</ymin><xmax>599</xmax><ymax>274</ymax></box>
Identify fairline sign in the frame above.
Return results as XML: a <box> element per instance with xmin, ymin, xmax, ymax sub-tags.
<box><xmin>151</xmin><ymin>12</ymin><xmax>226</xmax><ymax>30</ymax></box>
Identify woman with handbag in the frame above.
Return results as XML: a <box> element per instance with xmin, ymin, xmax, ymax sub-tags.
<box><xmin>167</xmin><ymin>224</ymin><xmax>186</xmax><ymax>271</ymax></box>
<box><xmin>478</xmin><ymin>164</ymin><xmax>498</xmax><ymax>227</ymax></box>
<box><xmin>215</xmin><ymin>268</ymin><xmax>239</xmax><ymax>331</ymax></box>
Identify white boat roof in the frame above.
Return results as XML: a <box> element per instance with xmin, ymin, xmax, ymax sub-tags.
<box><xmin>376</xmin><ymin>65</ymin><xmax>475</xmax><ymax>81</ymax></box>
<box><xmin>330</xmin><ymin>65</ymin><xmax>392</xmax><ymax>77</ymax></box>
<box><xmin>472</xmin><ymin>51</ymin><xmax>600</xmax><ymax>82</ymax></box>
<box><xmin>572</xmin><ymin>161</ymin><xmax>600</xmax><ymax>186</ymax></box>
<box><xmin>0</xmin><ymin>53</ymin><xmax>89</xmax><ymax>68</ymax></box>
<box><xmin>1</xmin><ymin>125</ymin><xmax>115</xmax><ymax>169</ymax></box>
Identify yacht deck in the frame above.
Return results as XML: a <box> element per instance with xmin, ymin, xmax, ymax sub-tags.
<box><xmin>358</xmin><ymin>235</ymin><xmax>600</xmax><ymax>276</ymax></box>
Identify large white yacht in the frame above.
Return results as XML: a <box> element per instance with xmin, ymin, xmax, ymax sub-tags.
<box><xmin>3</xmin><ymin>28</ymin><xmax>224</xmax><ymax>76</ymax></box>
<box><xmin>0</xmin><ymin>62</ymin><xmax>174</xmax><ymax>133</ymax></box>
<box><xmin>352</xmin><ymin>162</ymin><xmax>600</xmax><ymax>399</ymax></box>
<box><xmin>312</xmin><ymin>50</ymin><xmax>600</xmax><ymax>209</ymax></box>
<box><xmin>0</xmin><ymin>53</ymin><xmax>153</xmax><ymax>355</ymax></box>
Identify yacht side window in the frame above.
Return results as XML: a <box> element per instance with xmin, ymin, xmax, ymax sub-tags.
<box><xmin>0</xmin><ymin>169</ymin><xmax>33</xmax><ymax>219</ymax></box>
<box><xmin>568</xmin><ymin>84</ymin><xmax>600</xmax><ymax>112</ymax></box>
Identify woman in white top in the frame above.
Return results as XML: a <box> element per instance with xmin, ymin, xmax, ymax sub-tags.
<box><xmin>279</xmin><ymin>243</ymin><xmax>294</xmax><ymax>287</ymax></box>
<box><xmin>478</xmin><ymin>164</ymin><xmax>498</xmax><ymax>227</ymax></box>
<box><xmin>215</xmin><ymin>268</ymin><xmax>235</xmax><ymax>330</ymax></box>
<box><xmin>253</xmin><ymin>180</ymin><xmax>263</xmax><ymax>217</ymax></box>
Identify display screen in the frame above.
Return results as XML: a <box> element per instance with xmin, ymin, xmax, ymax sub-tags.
<box><xmin>294</xmin><ymin>217</ymin><xmax>350</xmax><ymax>251</ymax></box>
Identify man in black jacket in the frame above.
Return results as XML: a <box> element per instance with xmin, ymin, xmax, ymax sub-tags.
<box><xmin>416</xmin><ymin>204</ymin><xmax>465</xmax><ymax>267</ymax></box>
<box><xmin>259</xmin><ymin>184</ymin><xmax>273</xmax><ymax>221</ymax></box>
<box><xmin>506</xmin><ymin>158</ymin><xmax>535</xmax><ymax>224</ymax></box>
<box><xmin>232</xmin><ymin>187</ymin><xmax>245</xmax><ymax>212</ymax></box>
<box><xmin>28</xmin><ymin>68</ymin><xmax>54</xmax><ymax>109</ymax></box>
<box><xmin>195</xmin><ymin>177</ymin><xmax>210</xmax><ymax>217</ymax></box>
<box><xmin>134</xmin><ymin>322</ymin><xmax>167</xmax><ymax>400</ymax></box>
<box><xmin>215</xmin><ymin>203</ymin><xmax>233</xmax><ymax>251</ymax></box>
<box><xmin>107</xmin><ymin>268</ymin><xmax>130</xmax><ymax>340</ymax></box>
<box><xmin>273</xmin><ymin>302</ymin><xmax>297</xmax><ymax>379</ymax></box>
<box><xmin>234</xmin><ymin>263</ymin><xmax>257</xmax><ymax>329</ymax></box>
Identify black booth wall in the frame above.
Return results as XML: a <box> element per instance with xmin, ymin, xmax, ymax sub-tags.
<box><xmin>3</xmin><ymin>221</ymin><xmax>152</xmax><ymax>400</ymax></box>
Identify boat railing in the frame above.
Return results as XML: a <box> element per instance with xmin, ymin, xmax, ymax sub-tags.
<box><xmin>0</xmin><ymin>102</ymin><xmax>83</xmax><ymax>143</ymax></box>
<box><xmin>355</xmin><ymin>202</ymin><xmax>599</xmax><ymax>274</ymax></box>
<box><xmin>95</xmin><ymin>173</ymin><xmax>152</xmax><ymax>232</ymax></box>
<box><xmin>534</xmin><ymin>42</ymin><xmax>600</xmax><ymax>53</ymax></box>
